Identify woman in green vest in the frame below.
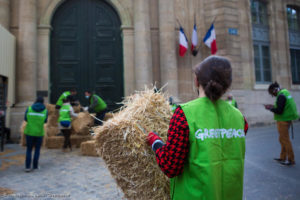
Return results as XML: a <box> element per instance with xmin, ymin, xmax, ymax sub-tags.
<box><xmin>264</xmin><ymin>82</ymin><xmax>299</xmax><ymax>166</ymax></box>
<box><xmin>84</xmin><ymin>91</ymin><xmax>107</xmax><ymax>126</ymax></box>
<box><xmin>147</xmin><ymin>56</ymin><xmax>248</xmax><ymax>200</ymax></box>
<box><xmin>24</xmin><ymin>97</ymin><xmax>48</xmax><ymax>172</ymax></box>
<box><xmin>58</xmin><ymin>96</ymin><xmax>78</xmax><ymax>151</ymax></box>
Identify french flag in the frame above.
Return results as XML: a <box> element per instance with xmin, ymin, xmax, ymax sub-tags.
<box><xmin>179</xmin><ymin>26</ymin><xmax>188</xmax><ymax>57</ymax></box>
<box><xmin>191</xmin><ymin>24</ymin><xmax>198</xmax><ymax>53</ymax></box>
<box><xmin>203</xmin><ymin>24</ymin><xmax>217</xmax><ymax>54</ymax></box>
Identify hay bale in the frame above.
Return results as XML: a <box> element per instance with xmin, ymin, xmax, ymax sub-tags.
<box><xmin>71</xmin><ymin>112</ymin><xmax>94</xmax><ymax>135</ymax></box>
<box><xmin>47</xmin><ymin>115</ymin><xmax>59</xmax><ymax>127</ymax></box>
<box><xmin>95</xmin><ymin>88</ymin><xmax>172</xmax><ymax>200</ymax></box>
<box><xmin>72</xmin><ymin>104</ymin><xmax>81</xmax><ymax>113</ymax></box>
<box><xmin>46</xmin><ymin>104</ymin><xmax>57</xmax><ymax>115</ymax></box>
<box><xmin>45</xmin><ymin>136</ymin><xmax>64</xmax><ymax>149</ymax></box>
<box><xmin>80</xmin><ymin>140</ymin><xmax>98</xmax><ymax>156</ymax></box>
<box><xmin>45</xmin><ymin>135</ymin><xmax>92</xmax><ymax>149</ymax></box>
<box><xmin>71</xmin><ymin>135</ymin><xmax>92</xmax><ymax>147</ymax></box>
<box><xmin>104</xmin><ymin>112</ymin><xmax>113</xmax><ymax>121</ymax></box>
<box><xmin>46</xmin><ymin>126</ymin><xmax>60</xmax><ymax>137</ymax></box>
<box><xmin>20</xmin><ymin>121</ymin><xmax>27</xmax><ymax>146</ymax></box>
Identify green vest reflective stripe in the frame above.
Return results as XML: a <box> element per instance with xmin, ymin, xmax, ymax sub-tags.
<box><xmin>274</xmin><ymin>89</ymin><xmax>299</xmax><ymax>121</ymax></box>
<box><xmin>58</xmin><ymin>104</ymin><xmax>72</xmax><ymax>122</ymax></box>
<box><xmin>90</xmin><ymin>94</ymin><xmax>107</xmax><ymax>112</ymax></box>
<box><xmin>170</xmin><ymin>97</ymin><xmax>245</xmax><ymax>200</ymax></box>
<box><xmin>56</xmin><ymin>91</ymin><xmax>71</xmax><ymax>107</ymax></box>
<box><xmin>24</xmin><ymin>106</ymin><xmax>47</xmax><ymax>136</ymax></box>
<box><xmin>227</xmin><ymin>99</ymin><xmax>237</xmax><ymax>108</ymax></box>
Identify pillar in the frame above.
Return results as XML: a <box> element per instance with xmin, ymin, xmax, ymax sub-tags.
<box><xmin>122</xmin><ymin>26</ymin><xmax>135</xmax><ymax>96</ymax></box>
<box><xmin>17</xmin><ymin>0</ymin><xmax>37</xmax><ymax>104</ymax></box>
<box><xmin>134</xmin><ymin>0</ymin><xmax>153</xmax><ymax>90</ymax></box>
<box><xmin>158</xmin><ymin>0</ymin><xmax>179</xmax><ymax>101</ymax></box>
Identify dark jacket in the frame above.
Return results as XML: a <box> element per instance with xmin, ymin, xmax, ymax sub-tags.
<box><xmin>24</xmin><ymin>102</ymin><xmax>48</xmax><ymax>123</ymax></box>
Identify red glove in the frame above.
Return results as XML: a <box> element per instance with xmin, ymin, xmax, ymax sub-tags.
<box><xmin>147</xmin><ymin>132</ymin><xmax>162</xmax><ymax>146</ymax></box>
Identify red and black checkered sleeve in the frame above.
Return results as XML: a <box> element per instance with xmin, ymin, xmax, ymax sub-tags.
<box><xmin>154</xmin><ymin>106</ymin><xmax>189</xmax><ymax>178</ymax></box>
<box><xmin>244</xmin><ymin>116</ymin><xmax>249</xmax><ymax>135</ymax></box>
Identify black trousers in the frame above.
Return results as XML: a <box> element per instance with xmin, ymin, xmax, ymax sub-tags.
<box><xmin>95</xmin><ymin>109</ymin><xmax>107</xmax><ymax>126</ymax></box>
<box><xmin>62</xmin><ymin>129</ymin><xmax>71</xmax><ymax>149</ymax></box>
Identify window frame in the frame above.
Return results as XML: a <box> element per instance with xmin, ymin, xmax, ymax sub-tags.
<box><xmin>253</xmin><ymin>42</ymin><xmax>272</xmax><ymax>84</ymax></box>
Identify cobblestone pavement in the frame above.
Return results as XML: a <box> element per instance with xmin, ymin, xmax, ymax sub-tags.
<box><xmin>0</xmin><ymin>122</ymin><xmax>300</xmax><ymax>200</ymax></box>
<box><xmin>0</xmin><ymin>145</ymin><xmax>124</xmax><ymax>200</ymax></box>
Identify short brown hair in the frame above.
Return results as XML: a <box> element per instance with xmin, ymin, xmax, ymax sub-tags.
<box><xmin>194</xmin><ymin>56</ymin><xmax>232</xmax><ymax>101</ymax></box>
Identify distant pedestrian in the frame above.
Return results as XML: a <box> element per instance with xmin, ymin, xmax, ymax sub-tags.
<box><xmin>55</xmin><ymin>88</ymin><xmax>77</xmax><ymax>109</ymax></box>
<box><xmin>84</xmin><ymin>91</ymin><xmax>107</xmax><ymax>126</ymax></box>
<box><xmin>226</xmin><ymin>94</ymin><xmax>238</xmax><ymax>108</ymax></box>
<box><xmin>24</xmin><ymin>97</ymin><xmax>48</xmax><ymax>172</ymax></box>
<box><xmin>265</xmin><ymin>82</ymin><xmax>299</xmax><ymax>166</ymax></box>
<box><xmin>58</xmin><ymin>96</ymin><xmax>78</xmax><ymax>151</ymax></box>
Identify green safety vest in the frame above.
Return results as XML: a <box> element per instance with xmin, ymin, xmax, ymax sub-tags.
<box><xmin>24</xmin><ymin>106</ymin><xmax>47</xmax><ymax>137</ymax></box>
<box><xmin>90</xmin><ymin>94</ymin><xmax>107</xmax><ymax>113</ymax></box>
<box><xmin>56</xmin><ymin>91</ymin><xmax>71</xmax><ymax>107</ymax></box>
<box><xmin>274</xmin><ymin>89</ymin><xmax>299</xmax><ymax>121</ymax></box>
<box><xmin>171</xmin><ymin>97</ymin><xmax>245</xmax><ymax>200</ymax></box>
<box><xmin>227</xmin><ymin>99</ymin><xmax>237</xmax><ymax>108</ymax></box>
<box><xmin>58</xmin><ymin>104</ymin><xmax>72</xmax><ymax>122</ymax></box>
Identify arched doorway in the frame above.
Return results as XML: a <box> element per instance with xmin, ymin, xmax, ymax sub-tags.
<box><xmin>50</xmin><ymin>0</ymin><xmax>123</xmax><ymax>110</ymax></box>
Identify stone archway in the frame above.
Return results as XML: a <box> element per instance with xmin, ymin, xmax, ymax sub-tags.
<box><xmin>49</xmin><ymin>0</ymin><xmax>125</xmax><ymax>110</ymax></box>
<box><xmin>40</xmin><ymin>0</ymin><xmax>132</xmax><ymax>28</ymax></box>
<box><xmin>37</xmin><ymin>0</ymin><xmax>135</xmax><ymax>100</ymax></box>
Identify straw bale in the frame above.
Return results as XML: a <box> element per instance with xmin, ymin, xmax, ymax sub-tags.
<box><xmin>71</xmin><ymin>112</ymin><xmax>94</xmax><ymax>135</ymax></box>
<box><xmin>72</xmin><ymin>104</ymin><xmax>81</xmax><ymax>113</ymax></box>
<box><xmin>47</xmin><ymin>115</ymin><xmax>59</xmax><ymax>127</ymax></box>
<box><xmin>47</xmin><ymin>126</ymin><xmax>60</xmax><ymax>137</ymax></box>
<box><xmin>80</xmin><ymin>140</ymin><xmax>98</xmax><ymax>156</ymax></box>
<box><xmin>45</xmin><ymin>136</ymin><xmax>64</xmax><ymax>149</ymax></box>
<box><xmin>46</xmin><ymin>104</ymin><xmax>57</xmax><ymax>115</ymax></box>
<box><xmin>104</xmin><ymin>112</ymin><xmax>113</xmax><ymax>121</ymax></box>
<box><xmin>45</xmin><ymin>135</ymin><xmax>92</xmax><ymax>149</ymax></box>
<box><xmin>95</xmin><ymin>88</ymin><xmax>172</xmax><ymax>200</ymax></box>
<box><xmin>20</xmin><ymin>121</ymin><xmax>27</xmax><ymax>146</ymax></box>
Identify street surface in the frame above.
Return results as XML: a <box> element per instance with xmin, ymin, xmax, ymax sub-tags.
<box><xmin>0</xmin><ymin>122</ymin><xmax>299</xmax><ymax>200</ymax></box>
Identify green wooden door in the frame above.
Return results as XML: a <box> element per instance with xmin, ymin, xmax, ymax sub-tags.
<box><xmin>50</xmin><ymin>0</ymin><xmax>123</xmax><ymax>110</ymax></box>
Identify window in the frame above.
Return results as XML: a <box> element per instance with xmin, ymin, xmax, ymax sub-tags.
<box><xmin>251</xmin><ymin>0</ymin><xmax>268</xmax><ymax>26</ymax></box>
<box><xmin>287</xmin><ymin>6</ymin><xmax>300</xmax><ymax>84</ymax></box>
<box><xmin>287</xmin><ymin>6</ymin><xmax>300</xmax><ymax>31</ymax></box>
<box><xmin>251</xmin><ymin>0</ymin><xmax>272</xmax><ymax>83</ymax></box>
<box><xmin>290</xmin><ymin>49</ymin><xmax>300</xmax><ymax>84</ymax></box>
<box><xmin>254</xmin><ymin>44</ymin><xmax>271</xmax><ymax>83</ymax></box>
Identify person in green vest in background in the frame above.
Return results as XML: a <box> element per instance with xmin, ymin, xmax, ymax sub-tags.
<box><xmin>264</xmin><ymin>82</ymin><xmax>299</xmax><ymax>166</ymax></box>
<box><xmin>226</xmin><ymin>93</ymin><xmax>238</xmax><ymax>108</ymax></box>
<box><xmin>58</xmin><ymin>96</ymin><xmax>78</xmax><ymax>151</ymax></box>
<box><xmin>147</xmin><ymin>56</ymin><xmax>248</xmax><ymax>200</ymax></box>
<box><xmin>84</xmin><ymin>91</ymin><xmax>107</xmax><ymax>126</ymax></box>
<box><xmin>55</xmin><ymin>88</ymin><xmax>77</xmax><ymax>109</ymax></box>
<box><xmin>24</xmin><ymin>97</ymin><xmax>48</xmax><ymax>172</ymax></box>
<box><xmin>169</xmin><ymin>97</ymin><xmax>177</xmax><ymax>113</ymax></box>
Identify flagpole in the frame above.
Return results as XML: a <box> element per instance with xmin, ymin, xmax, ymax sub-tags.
<box><xmin>176</xmin><ymin>18</ymin><xmax>182</xmax><ymax>28</ymax></box>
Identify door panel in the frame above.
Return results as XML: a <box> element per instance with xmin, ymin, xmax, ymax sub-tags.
<box><xmin>50</xmin><ymin>0</ymin><xmax>123</xmax><ymax>110</ymax></box>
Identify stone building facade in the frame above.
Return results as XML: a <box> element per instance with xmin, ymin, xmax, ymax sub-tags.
<box><xmin>0</xmin><ymin>0</ymin><xmax>299</xmax><ymax>139</ymax></box>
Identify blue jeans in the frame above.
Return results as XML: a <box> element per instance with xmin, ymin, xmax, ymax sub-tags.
<box><xmin>25</xmin><ymin>135</ymin><xmax>43</xmax><ymax>169</ymax></box>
